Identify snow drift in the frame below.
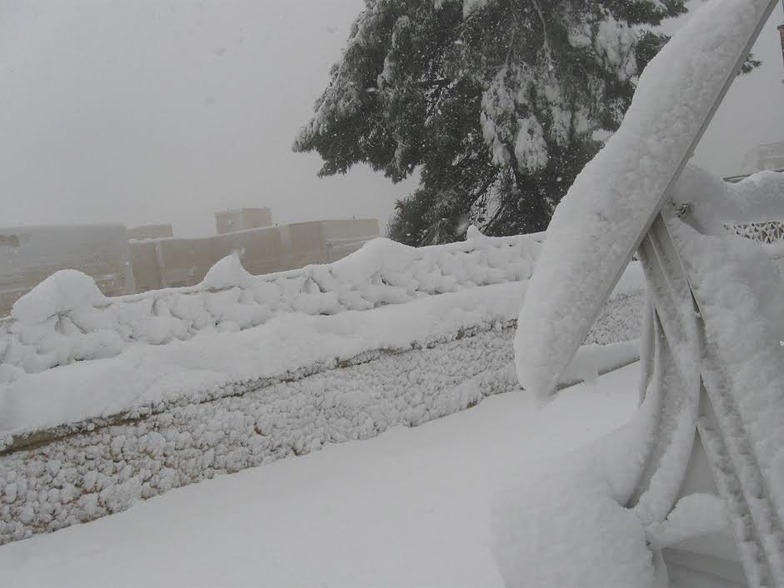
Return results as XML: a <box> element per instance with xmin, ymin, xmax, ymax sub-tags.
<box><xmin>1</xmin><ymin>233</ymin><xmax>537</xmax><ymax>376</ymax></box>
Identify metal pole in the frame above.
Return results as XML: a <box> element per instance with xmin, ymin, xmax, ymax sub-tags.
<box><xmin>780</xmin><ymin>0</ymin><xmax>784</xmax><ymax>69</ymax></box>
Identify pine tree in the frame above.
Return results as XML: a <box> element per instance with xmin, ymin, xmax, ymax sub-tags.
<box><xmin>294</xmin><ymin>0</ymin><xmax>687</xmax><ymax>245</ymax></box>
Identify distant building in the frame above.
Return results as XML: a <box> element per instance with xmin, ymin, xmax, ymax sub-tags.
<box><xmin>215</xmin><ymin>208</ymin><xmax>272</xmax><ymax>235</ymax></box>
<box><xmin>127</xmin><ymin>224</ymin><xmax>174</xmax><ymax>241</ymax></box>
<box><xmin>741</xmin><ymin>142</ymin><xmax>784</xmax><ymax>174</ymax></box>
<box><xmin>130</xmin><ymin>218</ymin><xmax>380</xmax><ymax>291</ymax></box>
<box><xmin>1</xmin><ymin>210</ymin><xmax>381</xmax><ymax>317</ymax></box>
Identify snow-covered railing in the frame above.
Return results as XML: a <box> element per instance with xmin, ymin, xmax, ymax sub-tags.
<box><xmin>729</xmin><ymin>220</ymin><xmax>784</xmax><ymax>243</ymax></box>
<box><xmin>503</xmin><ymin>0</ymin><xmax>784</xmax><ymax>583</ymax></box>
<box><xmin>682</xmin><ymin>168</ymin><xmax>784</xmax><ymax>244</ymax></box>
<box><xmin>0</xmin><ymin>233</ymin><xmax>539</xmax><ymax>376</ymax></box>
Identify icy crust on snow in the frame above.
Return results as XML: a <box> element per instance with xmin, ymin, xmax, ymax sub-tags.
<box><xmin>0</xmin><ymin>234</ymin><xmax>538</xmax><ymax>376</ymax></box>
<box><xmin>514</xmin><ymin>0</ymin><xmax>772</xmax><ymax>400</ymax></box>
<box><xmin>0</xmin><ymin>297</ymin><xmax>643</xmax><ymax>545</ymax></box>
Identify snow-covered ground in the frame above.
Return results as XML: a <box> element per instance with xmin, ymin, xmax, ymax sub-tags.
<box><xmin>0</xmin><ymin>364</ymin><xmax>639</xmax><ymax>588</ymax></box>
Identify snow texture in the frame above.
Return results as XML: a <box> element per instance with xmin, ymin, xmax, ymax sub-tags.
<box><xmin>0</xmin><ymin>366</ymin><xmax>642</xmax><ymax>588</ymax></box>
<box><xmin>669</xmin><ymin>217</ymin><xmax>784</xmax><ymax>546</ymax></box>
<box><xmin>0</xmin><ymin>259</ymin><xmax>643</xmax><ymax>439</ymax></box>
<box><xmin>1</xmin><ymin>234</ymin><xmax>538</xmax><ymax>376</ymax></box>
<box><xmin>0</xmin><ymin>228</ymin><xmax>644</xmax><ymax>545</ymax></box>
<box><xmin>0</xmin><ymin>287</ymin><xmax>642</xmax><ymax>545</ymax></box>
<box><xmin>646</xmin><ymin>493</ymin><xmax>729</xmax><ymax>549</ymax></box>
<box><xmin>493</xmin><ymin>393</ymin><xmax>664</xmax><ymax>588</ymax></box>
<box><xmin>672</xmin><ymin>166</ymin><xmax>784</xmax><ymax>231</ymax></box>
<box><xmin>10</xmin><ymin>270</ymin><xmax>106</xmax><ymax>325</ymax></box>
<box><xmin>514</xmin><ymin>0</ymin><xmax>775</xmax><ymax>401</ymax></box>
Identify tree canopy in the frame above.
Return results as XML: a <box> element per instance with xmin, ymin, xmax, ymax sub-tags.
<box><xmin>294</xmin><ymin>0</ymin><xmax>688</xmax><ymax>245</ymax></box>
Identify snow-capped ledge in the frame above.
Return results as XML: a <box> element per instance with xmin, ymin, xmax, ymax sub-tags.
<box><xmin>0</xmin><ymin>277</ymin><xmax>643</xmax><ymax>545</ymax></box>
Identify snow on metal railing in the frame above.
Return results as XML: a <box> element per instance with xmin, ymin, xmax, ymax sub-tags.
<box><xmin>0</xmin><ymin>231</ymin><xmax>540</xmax><ymax>375</ymax></box>
<box><xmin>728</xmin><ymin>220</ymin><xmax>784</xmax><ymax>244</ymax></box>
<box><xmin>671</xmin><ymin>167</ymin><xmax>784</xmax><ymax>246</ymax></box>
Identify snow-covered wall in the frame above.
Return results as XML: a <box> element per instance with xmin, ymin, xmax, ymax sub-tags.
<box><xmin>0</xmin><ymin>285</ymin><xmax>642</xmax><ymax>545</ymax></box>
<box><xmin>0</xmin><ymin>230</ymin><xmax>645</xmax><ymax>545</ymax></box>
<box><xmin>0</xmin><ymin>234</ymin><xmax>538</xmax><ymax>376</ymax></box>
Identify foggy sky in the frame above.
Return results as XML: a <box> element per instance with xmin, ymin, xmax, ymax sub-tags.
<box><xmin>1</xmin><ymin>0</ymin><xmax>783</xmax><ymax>238</ymax></box>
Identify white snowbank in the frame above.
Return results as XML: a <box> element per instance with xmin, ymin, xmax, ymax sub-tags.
<box><xmin>0</xmin><ymin>279</ymin><xmax>643</xmax><ymax>544</ymax></box>
<box><xmin>0</xmin><ymin>262</ymin><xmax>644</xmax><ymax>438</ymax></box>
<box><xmin>0</xmin><ymin>282</ymin><xmax>524</xmax><ymax>435</ymax></box>
<box><xmin>10</xmin><ymin>270</ymin><xmax>106</xmax><ymax>325</ymax></box>
<box><xmin>514</xmin><ymin>0</ymin><xmax>776</xmax><ymax>401</ymax></box>
<box><xmin>1</xmin><ymin>234</ymin><xmax>538</xmax><ymax>375</ymax></box>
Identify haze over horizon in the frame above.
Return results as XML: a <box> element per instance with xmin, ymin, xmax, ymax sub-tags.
<box><xmin>1</xmin><ymin>0</ymin><xmax>783</xmax><ymax>238</ymax></box>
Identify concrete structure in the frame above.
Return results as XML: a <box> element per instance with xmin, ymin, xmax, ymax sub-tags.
<box><xmin>281</xmin><ymin>218</ymin><xmax>380</xmax><ymax>269</ymax></box>
<box><xmin>130</xmin><ymin>226</ymin><xmax>286</xmax><ymax>290</ymax></box>
<box><xmin>130</xmin><ymin>218</ymin><xmax>379</xmax><ymax>291</ymax></box>
<box><xmin>0</xmin><ymin>224</ymin><xmax>134</xmax><ymax>317</ymax></box>
<box><xmin>127</xmin><ymin>224</ymin><xmax>174</xmax><ymax>241</ymax></box>
<box><xmin>215</xmin><ymin>208</ymin><xmax>272</xmax><ymax>235</ymax></box>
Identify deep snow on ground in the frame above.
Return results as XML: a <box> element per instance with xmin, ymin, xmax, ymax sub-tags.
<box><xmin>0</xmin><ymin>364</ymin><xmax>639</xmax><ymax>588</ymax></box>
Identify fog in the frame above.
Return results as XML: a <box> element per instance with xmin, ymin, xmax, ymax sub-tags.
<box><xmin>687</xmin><ymin>0</ymin><xmax>784</xmax><ymax>174</ymax></box>
<box><xmin>1</xmin><ymin>0</ymin><xmax>782</xmax><ymax>237</ymax></box>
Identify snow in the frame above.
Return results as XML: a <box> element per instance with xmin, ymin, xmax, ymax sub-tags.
<box><xmin>647</xmin><ymin>493</ymin><xmax>729</xmax><ymax>549</ymax></box>
<box><xmin>1</xmin><ymin>234</ymin><xmax>539</xmax><ymax>375</ymax></box>
<box><xmin>0</xmin><ymin>229</ymin><xmax>645</xmax><ymax>440</ymax></box>
<box><xmin>0</xmin><ymin>282</ymin><xmax>527</xmax><ymax>436</ymax></box>
<box><xmin>462</xmin><ymin>0</ymin><xmax>493</xmax><ymax>18</ymax></box>
<box><xmin>199</xmin><ymin>253</ymin><xmax>252</xmax><ymax>290</ymax></box>
<box><xmin>0</xmin><ymin>259</ymin><xmax>644</xmax><ymax>544</ymax></box>
<box><xmin>0</xmin><ymin>364</ymin><xmax>641</xmax><ymax>588</ymax></box>
<box><xmin>10</xmin><ymin>270</ymin><xmax>106</xmax><ymax>325</ymax></box>
<box><xmin>671</xmin><ymin>165</ymin><xmax>784</xmax><ymax>232</ymax></box>
<box><xmin>514</xmin><ymin>117</ymin><xmax>549</xmax><ymax>173</ymax></box>
<box><xmin>0</xmin><ymin>261</ymin><xmax>643</xmax><ymax>438</ymax></box>
<box><xmin>514</xmin><ymin>0</ymin><xmax>776</xmax><ymax>401</ymax></box>
<box><xmin>669</xmin><ymin>216</ymin><xmax>784</xmax><ymax>527</ymax></box>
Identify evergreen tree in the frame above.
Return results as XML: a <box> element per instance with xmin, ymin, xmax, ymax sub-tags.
<box><xmin>294</xmin><ymin>0</ymin><xmax>687</xmax><ymax>245</ymax></box>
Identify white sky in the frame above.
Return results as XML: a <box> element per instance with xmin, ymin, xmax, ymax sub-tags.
<box><xmin>0</xmin><ymin>0</ymin><xmax>783</xmax><ymax>237</ymax></box>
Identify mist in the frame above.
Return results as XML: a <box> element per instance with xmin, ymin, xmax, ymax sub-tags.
<box><xmin>0</xmin><ymin>0</ymin><xmax>782</xmax><ymax>238</ymax></box>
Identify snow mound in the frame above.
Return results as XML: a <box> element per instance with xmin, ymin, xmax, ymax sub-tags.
<box><xmin>493</xmin><ymin>406</ymin><xmax>660</xmax><ymax>588</ymax></box>
<box><xmin>514</xmin><ymin>0</ymin><xmax>773</xmax><ymax>400</ymax></box>
<box><xmin>11</xmin><ymin>270</ymin><xmax>106</xmax><ymax>325</ymax></box>
<box><xmin>200</xmin><ymin>253</ymin><xmax>252</xmax><ymax>289</ymax></box>
<box><xmin>330</xmin><ymin>237</ymin><xmax>416</xmax><ymax>283</ymax></box>
<box><xmin>0</xmin><ymin>233</ymin><xmax>540</xmax><ymax>375</ymax></box>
